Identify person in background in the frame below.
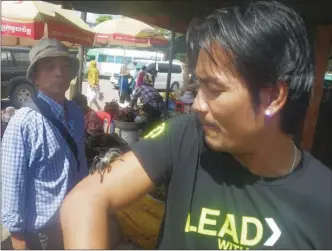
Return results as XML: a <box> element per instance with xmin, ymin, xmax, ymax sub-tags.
<box><xmin>180</xmin><ymin>91</ymin><xmax>195</xmax><ymax>113</ymax></box>
<box><xmin>72</xmin><ymin>93</ymin><xmax>92</xmax><ymax>115</ymax></box>
<box><xmin>59</xmin><ymin>1</ymin><xmax>331</xmax><ymax>250</ymax></box>
<box><xmin>146</xmin><ymin>66</ymin><xmax>157</xmax><ymax>86</ymax></box>
<box><xmin>1</xmin><ymin>38</ymin><xmax>88</xmax><ymax>250</ymax></box>
<box><xmin>86</xmin><ymin>60</ymin><xmax>101</xmax><ymax>111</ymax></box>
<box><xmin>72</xmin><ymin>94</ymin><xmax>111</xmax><ymax>136</ymax></box>
<box><xmin>118</xmin><ymin>65</ymin><xmax>133</xmax><ymax>104</ymax></box>
<box><xmin>130</xmin><ymin>62</ymin><xmax>138</xmax><ymax>78</ymax></box>
<box><xmin>130</xmin><ymin>73</ymin><xmax>164</xmax><ymax>132</ymax></box>
<box><xmin>85</xmin><ymin>110</ymin><xmax>105</xmax><ymax>136</ymax></box>
<box><xmin>135</xmin><ymin>65</ymin><xmax>147</xmax><ymax>88</ymax></box>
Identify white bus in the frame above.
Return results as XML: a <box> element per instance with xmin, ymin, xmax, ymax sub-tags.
<box><xmin>85</xmin><ymin>48</ymin><xmax>164</xmax><ymax>80</ymax></box>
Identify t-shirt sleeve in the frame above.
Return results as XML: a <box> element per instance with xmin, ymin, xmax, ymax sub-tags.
<box><xmin>130</xmin><ymin>114</ymin><xmax>197</xmax><ymax>186</ymax></box>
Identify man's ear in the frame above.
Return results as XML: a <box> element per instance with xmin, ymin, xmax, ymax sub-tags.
<box><xmin>264</xmin><ymin>81</ymin><xmax>288</xmax><ymax>117</ymax></box>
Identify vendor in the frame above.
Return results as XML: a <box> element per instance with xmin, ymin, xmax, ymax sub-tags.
<box><xmin>180</xmin><ymin>91</ymin><xmax>195</xmax><ymax>113</ymax></box>
<box><xmin>118</xmin><ymin>66</ymin><xmax>134</xmax><ymax>104</ymax></box>
<box><xmin>130</xmin><ymin>73</ymin><xmax>164</xmax><ymax>131</ymax></box>
<box><xmin>135</xmin><ymin>65</ymin><xmax>147</xmax><ymax>88</ymax></box>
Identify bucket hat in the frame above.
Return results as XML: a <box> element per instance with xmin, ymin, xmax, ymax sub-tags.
<box><xmin>26</xmin><ymin>38</ymin><xmax>79</xmax><ymax>82</ymax></box>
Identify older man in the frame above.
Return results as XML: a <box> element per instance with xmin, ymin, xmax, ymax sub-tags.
<box><xmin>1</xmin><ymin>38</ymin><xmax>88</xmax><ymax>249</ymax></box>
<box><xmin>60</xmin><ymin>1</ymin><xmax>331</xmax><ymax>250</ymax></box>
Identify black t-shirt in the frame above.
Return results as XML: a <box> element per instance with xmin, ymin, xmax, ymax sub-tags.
<box><xmin>131</xmin><ymin>113</ymin><xmax>332</xmax><ymax>249</ymax></box>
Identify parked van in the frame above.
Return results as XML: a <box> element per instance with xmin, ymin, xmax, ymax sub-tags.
<box><xmin>145</xmin><ymin>60</ymin><xmax>184</xmax><ymax>91</ymax></box>
<box><xmin>85</xmin><ymin>48</ymin><xmax>164</xmax><ymax>80</ymax></box>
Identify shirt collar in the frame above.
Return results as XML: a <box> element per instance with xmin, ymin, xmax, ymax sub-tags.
<box><xmin>37</xmin><ymin>91</ymin><xmax>67</xmax><ymax>120</ymax></box>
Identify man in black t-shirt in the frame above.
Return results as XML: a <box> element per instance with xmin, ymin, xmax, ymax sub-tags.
<box><xmin>60</xmin><ymin>1</ymin><xmax>332</xmax><ymax>250</ymax></box>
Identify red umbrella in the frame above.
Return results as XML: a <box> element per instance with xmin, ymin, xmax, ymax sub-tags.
<box><xmin>1</xmin><ymin>1</ymin><xmax>95</xmax><ymax>47</ymax></box>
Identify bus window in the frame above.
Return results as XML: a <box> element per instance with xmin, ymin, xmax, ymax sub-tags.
<box><xmin>98</xmin><ymin>54</ymin><xmax>107</xmax><ymax>62</ymax></box>
<box><xmin>124</xmin><ymin>56</ymin><xmax>132</xmax><ymax>63</ymax></box>
<box><xmin>106</xmin><ymin>55</ymin><xmax>114</xmax><ymax>63</ymax></box>
<box><xmin>86</xmin><ymin>55</ymin><xmax>96</xmax><ymax>62</ymax></box>
<box><xmin>115</xmin><ymin>56</ymin><xmax>123</xmax><ymax>64</ymax></box>
<box><xmin>133</xmin><ymin>57</ymin><xmax>151</xmax><ymax>61</ymax></box>
<box><xmin>115</xmin><ymin>56</ymin><xmax>132</xmax><ymax>64</ymax></box>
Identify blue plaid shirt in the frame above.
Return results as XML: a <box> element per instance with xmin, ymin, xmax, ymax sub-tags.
<box><xmin>1</xmin><ymin>91</ymin><xmax>88</xmax><ymax>233</ymax></box>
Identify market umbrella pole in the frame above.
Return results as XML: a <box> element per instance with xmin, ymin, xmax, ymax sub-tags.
<box><xmin>163</xmin><ymin>24</ymin><xmax>175</xmax><ymax>120</ymax></box>
<box><xmin>77</xmin><ymin>11</ymin><xmax>87</xmax><ymax>94</ymax></box>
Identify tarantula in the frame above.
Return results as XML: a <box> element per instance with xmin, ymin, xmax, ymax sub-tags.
<box><xmin>89</xmin><ymin>148</ymin><xmax>123</xmax><ymax>183</ymax></box>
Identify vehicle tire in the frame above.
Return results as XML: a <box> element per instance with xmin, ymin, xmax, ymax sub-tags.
<box><xmin>171</xmin><ymin>82</ymin><xmax>179</xmax><ymax>91</ymax></box>
<box><xmin>10</xmin><ymin>83</ymin><xmax>36</xmax><ymax>108</ymax></box>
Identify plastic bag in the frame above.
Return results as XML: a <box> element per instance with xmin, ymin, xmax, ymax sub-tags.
<box><xmin>98</xmin><ymin>92</ymin><xmax>104</xmax><ymax>101</ymax></box>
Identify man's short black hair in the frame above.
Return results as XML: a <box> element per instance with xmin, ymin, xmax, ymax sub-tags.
<box><xmin>187</xmin><ymin>1</ymin><xmax>314</xmax><ymax>135</ymax></box>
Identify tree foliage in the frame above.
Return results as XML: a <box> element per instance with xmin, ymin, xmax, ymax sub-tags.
<box><xmin>95</xmin><ymin>15</ymin><xmax>113</xmax><ymax>25</ymax></box>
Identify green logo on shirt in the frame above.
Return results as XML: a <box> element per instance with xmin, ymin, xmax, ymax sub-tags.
<box><xmin>144</xmin><ymin>122</ymin><xmax>166</xmax><ymax>139</ymax></box>
<box><xmin>185</xmin><ymin>208</ymin><xmax>281</xmax><ymax>249</ymax></box>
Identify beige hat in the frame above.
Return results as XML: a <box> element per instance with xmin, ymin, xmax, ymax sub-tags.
<box><xmin>26</xmin><ymin>38</ymin><xmax>79</xmax><ymax>82</ymax></box>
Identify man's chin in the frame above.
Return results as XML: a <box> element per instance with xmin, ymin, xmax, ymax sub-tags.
<box><xmin>203</xmin><ymin>135</ymin><xmax>225</xmax><ymax>152</ymax></box>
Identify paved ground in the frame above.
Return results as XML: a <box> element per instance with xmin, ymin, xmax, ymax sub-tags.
<box><xmin>82</xmin><ymin>78</ymin><xmax>120</xmax><ymax>110</ymax></box>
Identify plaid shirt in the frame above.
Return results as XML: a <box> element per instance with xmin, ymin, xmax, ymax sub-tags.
<box><xmin>1</xmin><ymin>91</ymin><xmax>88</xmax><ymax>233</ymax></box>
<box><xmin>132</xmin><ymin>84</ymin><xmax>164</xmax><ymax>111</ymax></box>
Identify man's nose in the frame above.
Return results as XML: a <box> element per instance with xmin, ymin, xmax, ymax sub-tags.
<box><xmin>192</xmin><ymin>90</ymin><xmax>209</xmax><ymax>113</ymax></box>
<box><xmin>53</xmin><ymin>65</ymin><xmax>65</xmax><ymax>76</ymax></box>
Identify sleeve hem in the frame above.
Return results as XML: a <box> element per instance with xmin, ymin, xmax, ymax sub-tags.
<box><xmin>131</xmin><ymin>147</ymin><xmax>160</xmax><ymax>185</ymax></box>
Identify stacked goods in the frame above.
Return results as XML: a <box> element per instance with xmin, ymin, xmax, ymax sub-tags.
<box><xmin>104</xmin><ymin>100</ymin><xmax>119</xmax><ymax>117</ymax></box>
<box><xmin>114</xmin><ymin>107</ymin><xmax>136</xmax><ymax>122</ymax></box>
